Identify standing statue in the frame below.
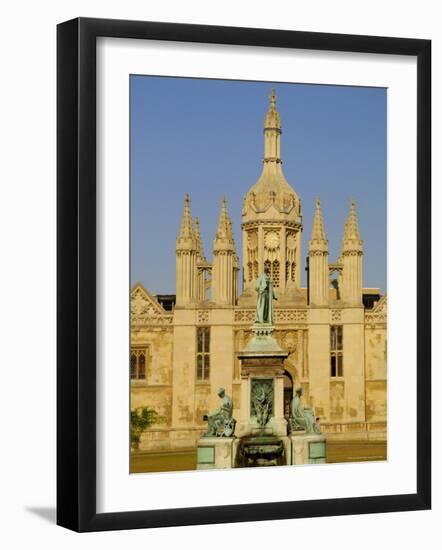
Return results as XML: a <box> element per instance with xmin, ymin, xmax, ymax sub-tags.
<box><xmin>289</xmin><ymin>387</ymin><xmax>321</xmax><ymax>434</ymax></box>
<box><xmin>203</xmin><ymin>388</ymin><xmax>236</xmax><ymax>437</ymax></box>
<box><xmin>255</xmin><ymin>266</ymin><xmax>277</xmax><ymax>324</ymax></box>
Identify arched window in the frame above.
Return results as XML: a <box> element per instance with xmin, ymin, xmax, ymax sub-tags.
<box><xmin>130</xmin><ymin>353</ymin><xmax>137</xmax><ymax>379</ymax></box>
<box><xmin>272</xmin><ymin>260</ymin><xmax>280</xmax><ymax>288</ymax></box>
<box><xmin>264</xmin><ymin>259</ymin><xmax>280</xmax><ymax>288</ymax></box>
<box><xmin>330</xmin><ymin>326</ymin><xmax>343</xmax><ymax>377</ymax></box>
<box><xmin>196</xmin><ymin>327</ymin><xmax>210</xmax><ymax>380</ymax></box>
<box><xmin>138</xmin><ymin>352</ymin><xmax>146</xmax><ymax>379</ymax></box>
<box><xmin>130</xmin><ymin>348</ymin><xmax>148</xmax><ymax>380</ymax></box>
<box><xmin>283</xmin><ymin>371</ymin><xmax>293</xmax><ymax>418</ymax></box>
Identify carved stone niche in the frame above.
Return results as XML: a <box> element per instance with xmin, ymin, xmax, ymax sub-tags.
<box><xmin>237</xmin><ymin>348</ymin><xmax>288</xmax><ymax>438</ymax></box>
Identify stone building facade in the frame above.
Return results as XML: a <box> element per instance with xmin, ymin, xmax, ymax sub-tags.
<box><xmin>130</xmin><ymin>90</ymin><xmax>387</xmax><ymax>451</ymax></box>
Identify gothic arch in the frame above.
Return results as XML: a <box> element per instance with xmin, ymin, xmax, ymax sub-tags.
<box><xmin>283</xmin><ymin>369</ymin><xmax>294</xmax><ymax>418</ymax></box>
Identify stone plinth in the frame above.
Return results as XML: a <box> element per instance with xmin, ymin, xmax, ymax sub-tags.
<box><xmin>237</xmin><ymin>324</ymin><xmax>289</xmax><ymax>438</ymax></box>
<box><xmin>289</xmin><ymin>432</ymin><xmax>327</xmax><ymax>465</ymax></box>
<box><xmin>196</xmin><ymin>437</ymin><xmax>236</xmax><ymax>470</ymax></box>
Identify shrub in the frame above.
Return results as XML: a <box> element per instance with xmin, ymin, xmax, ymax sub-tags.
<box><xmin>130</xmin><ymin>406</ymin><xmax>160</xmax><ymax>451</ymax></box>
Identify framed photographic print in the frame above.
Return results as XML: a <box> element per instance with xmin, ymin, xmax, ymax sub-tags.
<box><xmin>57</xmin><ymin>17</ymin><xmax>431</xmax><ymax>532</ymax></box>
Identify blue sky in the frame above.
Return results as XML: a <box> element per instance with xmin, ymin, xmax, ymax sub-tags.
<box><xmin>130</xmin><ymin>76</ymin><xmax>386</xmax><ymax>294</ymax></box>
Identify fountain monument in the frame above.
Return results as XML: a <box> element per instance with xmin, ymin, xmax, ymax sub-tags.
<box><xmin>196</xmin><ymin>267</ymin><xmax>326</xmax><ymax>469</ymax></box>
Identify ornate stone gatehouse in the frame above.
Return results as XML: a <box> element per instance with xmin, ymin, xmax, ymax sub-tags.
<box><xmin>130</xmin><ymin>90</ymin><xmax>387</xmax><ymax>452</ymax></box>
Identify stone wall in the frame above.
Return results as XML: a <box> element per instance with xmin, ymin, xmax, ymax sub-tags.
<box><xmin>365</xmin><ymin>326</ymin><xmax>387</xmax><ymax>423</ymax></box>
<box><xmin>131</xmin><ymin>299</ymin><xmax>387</xmax><ymax>453</ymax></box>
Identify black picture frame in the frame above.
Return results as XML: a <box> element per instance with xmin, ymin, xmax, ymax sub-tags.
<box><xmin>57</xmin><ymin>17</ymin><xmax>431</xmax><ymax>532</ymax></box>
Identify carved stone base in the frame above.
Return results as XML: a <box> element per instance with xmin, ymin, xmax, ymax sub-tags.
<box><xmin>196</xmin><ymin>437</ymin><xmax>236</xmax><ymax>470</ymax></box>
<box><xmin>241</xmin><ymin>325</ymin><xmax>284</xmax><ymax>354</ymax></box>
<box><xmin>237</xmin><ymin>331</ymin><xmax>289</xmax><ymax>440</ymax></box>
<box><xmin>236</xmin><ymin>416</ymin><xmax>287</xmax><ymax>438</ymax></box>
<box><xmin>268</xmin><ymin>416</ymin><xmax>289</xmax><ymax>437</ymax></box>
<box><xmin>196</xmin><ymin>434</ymin><xmax>327</xmax><ymax>468</ymax></box>
<box><xmin>235</xmin><ymin>435</ymin><xmax>292</xmax><ymax>467</ymax></box>
<box><xmin>289</xmin><ymin>432</ymin><xmax>327</xmax><ymax>465</ymax></box>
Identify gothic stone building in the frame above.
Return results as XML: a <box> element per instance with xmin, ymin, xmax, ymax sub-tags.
<box><xmin>130</xmin><ymin>91</ymin><xmax>387</xmax><ymax>452</ymax></box>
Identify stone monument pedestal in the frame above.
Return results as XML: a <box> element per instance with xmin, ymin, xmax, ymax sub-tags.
<box><xmin>196</xmin><ymin>320</ymin><xmax>327</xmax><ymax>469</ymax></box>
<box><xmin>196</xmin><ymin>437</ymin><xmax>236</xmax><ymax>470</ymax></box>
<box><xmin>237</xmin><ymin>323</ymin><xmax>289</xmax><ymax>439</ymax></box>
<box><xmin>233</xmin><ymin>323</ymin><xmax>293</xmax><ymax>466</ymax></box>
<box><xmin>289</xmin><ymin>431</ymin><xmax>327</xmax><ymax>465</ymax></box>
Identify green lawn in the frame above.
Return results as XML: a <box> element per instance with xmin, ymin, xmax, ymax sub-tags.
<box><xmin>131</xmin><ymin>440</ymin><xmax>387</xmax><ymax>473</ymax></box>
<box><xmin>326</xmin><ymin>440</ymin><xmax>387</xmax><ymax>463</ymax></box>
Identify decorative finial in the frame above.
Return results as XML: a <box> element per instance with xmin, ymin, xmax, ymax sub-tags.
<box><xmin>341</xmin><ymin>198</ymin><xmax>363</xmax><ymax>252</ymax></box>
<box><xmin>309</xmin><ymin>197</ymin><xmax>327</xmax><ymax>247</ymax></box>
<box><xmin>263</xmin><ymin>88</ymin><xmax>282</xmax><ymax>140</ymax></box>
<box><xmin>214</xmin><ymin>196</ymin><xmax>235</xmax><ymax>250</ymax></box>
<box><xmin>177</xmin><ymin>193</ymin><xmax>195</xmax><ymax>242</ymax></box>
<box><xmin>194</xmin><ymin>217</ymin><xmax>206</xmax><ymax>260</ymax></box>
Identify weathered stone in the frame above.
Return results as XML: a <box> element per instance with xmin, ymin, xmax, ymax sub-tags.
<box><xmin>130</xmin><ymin>90</ymin><xmax>387</xmax><ymax>459</ymax></box>
<box><xmin>196</xmin><ymin>437</ymin><xmax>235</xmax><ymax>470</ymax></box>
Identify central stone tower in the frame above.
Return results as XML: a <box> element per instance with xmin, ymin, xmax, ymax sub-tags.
<box><xmin>240</xmin><ymin>89</ymin><xmax>303</xmax><ymax>305</ymax></box>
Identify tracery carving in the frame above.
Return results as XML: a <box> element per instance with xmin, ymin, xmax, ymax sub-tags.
<box><xmin>273</xmin><ymin>330</ymin><xmax>298</xmax><ymax>351</ymax></box>
<box><xmin>233</xmin><ymin>309</ymin><xmax>308</xmax><ymax>323</ymax></box>
<box><xmin>130</xmin><ymin>284</ymin><xmax>173</xmax><ymax>326</ymax></box>
<box><xmin>276</xmin><ymin>309</ymin><xmax>308</xmax><ymax>323</ymax></box>
<box><xmin>246</xmin><ymin>230</ymin><xmax>259</xmax><ymax>283</ymax></box>
<box><xmin>331</xmin><ymin>309</ymin><xmax>342</xmax><ymax>322</ymax></box>
<box><xmin>197</xmin><ymin>310</ymin><xmax>210</xmax><ymax>324</ymax></box>
<box><xmin>285</xmin><ymin>230</ymin><xmax>297</xmax><ymax>284</ymax></box>
<box><xmin>365</xmin><ymin>296</ymin><xmax>387</xmax><ymax>326</ymax></box>
<box><xmin>244</xmin><ymin>190</ymin><xmax>299</xmax><ymax>216</ymax></box>
<box><xmin>234</xmin><ymin>309</ymin><xmax>256</xmax><ymax>323</ymax></box>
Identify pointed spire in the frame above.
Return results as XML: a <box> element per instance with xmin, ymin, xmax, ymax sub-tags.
<box><xmin>213</xmin><ymin>197</ymin><xmax>235</xmax><ymax>251</ymax></box>
<box><xmin>193</xmin><ymin>217</ymin><xmax>206</xmax><ymax>261</ymax></box>
<box><xmin>226</xmin><ymin>211</ymin><xmax>238</xmax><ymax>257</ymax></box>
<box><xmin>309</xmin><ymin>198</ymin><xmax>328</xmax><ymax>253</ymax></box>
<box><xmin>264</xmin><ymin>87</ymin><xmax>281</xmax><ymax>131</ymax></box>
<box><xmin>225</xmin><ymin>207</ymin><xmax>235</xmax><ymax>244</ymax></box>
<box><xmin>216</xmin><ymin>196</ymin><xmax>230</xmax><ymax>239</ymax></box>
<box><xmin>341</xmin><ymin>199</ymin><xmax>363</xmax><ymax>253</ymax></box>
<box><xmin>176</xmin><ymin>193</ymin><xmax>196</xmax><ymax>249</ymax></box>
<box><xmin>263</xmin><ymin>88</ymin><xmax>282</xmax><ymax>165</ymax></box>
<box><xmin>311</xmin><ymin>198</ymin><xmax>327</xmax><ymax>241</ymax></box>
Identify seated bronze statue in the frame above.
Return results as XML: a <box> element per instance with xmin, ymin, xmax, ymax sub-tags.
<box><xmin>289</xmin><ymin>387</ymin><xmax>321</xmax><ymax>434</ymax></box>
<box><xmin>203</xmin><ymin>388</ymin><xmax>236</xmax><ymax>437</ymax></box>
